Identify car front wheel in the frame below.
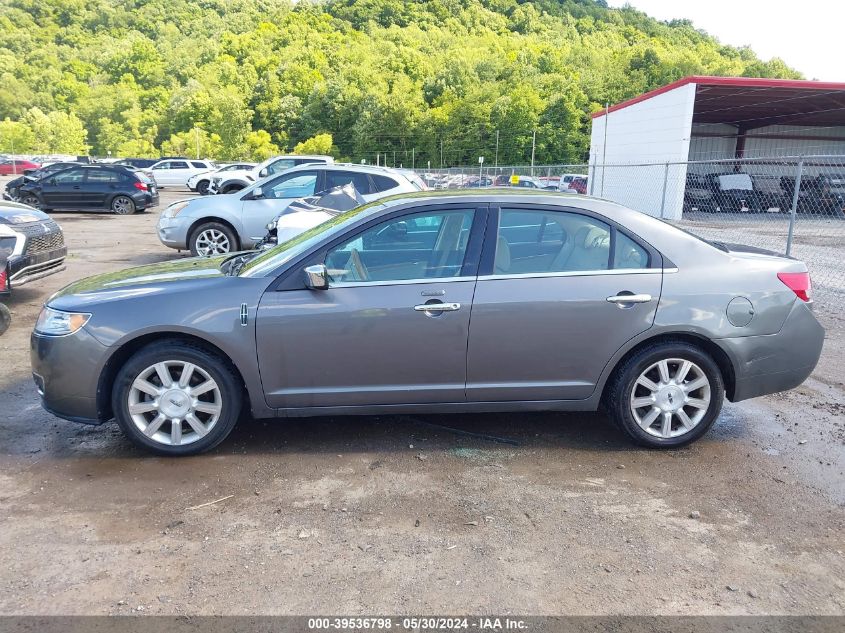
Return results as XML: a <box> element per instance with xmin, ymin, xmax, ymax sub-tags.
<box><xmin>111</xmin><ymin>341</ymin><xmax>242</xmax><ymax>456</ymax></box>
<box><xmin>189</xmin><ymin>222</ymin><xmax>238</xmax><ymax>257</ymax></box>
<box><xmin>196</xmin><ymin>180</ymin><xmax>210</xmax><ymax>195</ymax></box>
<box><xmin>21</xmin><ymin>194</ymin><xmax>40</xmax><ymax>208</ymax></box>
<box><xmin>605</xmin><ymin>342</ymin><xmax>724</xmax><ymax>448</ymax></box>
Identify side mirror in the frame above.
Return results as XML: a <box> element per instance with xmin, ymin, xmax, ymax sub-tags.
<box><xmin>259</xmin><ymin>168</ymin><xmax>268</xmax><ymax>178</ymax></box>
<box><xmin>304</xmin><ymin>264</ymin><xmax>329</xmax><ymax>290</ymax></box>
<box><xmin>250</xmin><ymin>187</ymin><xmax>264</xmax><ymax>200</ymax></box>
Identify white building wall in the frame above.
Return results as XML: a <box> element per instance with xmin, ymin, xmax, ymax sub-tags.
<box><xmin>588</xmin><ymin>83</ymin><xmax>696</xmax><ymax>219</ymax></box>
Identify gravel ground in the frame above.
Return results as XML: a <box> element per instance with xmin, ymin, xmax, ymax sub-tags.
<box><xmin>0</xmin><ymin>180</ymin><xmax>843</xmax><ymax>615</ymax></box>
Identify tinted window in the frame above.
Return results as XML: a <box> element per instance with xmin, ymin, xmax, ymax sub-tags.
<box><xmin>86</xmin><ymin>169</ymin><xmax>121</xmax><ymax>183</ymax></box>
<box><xmin>264</xmin><ymin>171</ymin><xmax>318</xmax><ymax>199</ymax></box>
<box><xmin>53</xmin><ymin>169</ymin><xmax>86</xmax><ymax>184</ymax></box>
<box><xmin>266</xmin><ymin>159</ymin><xmax>296</xmax><ymax>175</ymax></box>
<box><xmin>326</xmin><ymin>209</ymin><xmax>474</xmax><ymax>284</ymax></box>
<box><xmin>325</xmin><ymin>171</ymin><xmax>372</xmax><ymax>194</ymax></box>
<box><xmin>495</xmin><ymin>209</ymin><xmax>612</xmax><ymax>274</ymax></box>
<box><xmin>191</xmin><ymin>161</ymin><xmax>208</xmax><ymax>169</ymax></box>
<box><xmin>370</xmin><ymin>174</ymin><xmax>400</xmax><ymax>193</ymax></box>
<box><xmin>152</xmin><ymin>162</ymin><xmax>170</xmax><ymax>170</ymax></box>
<box><xmin>169</xmin><ymin>161</ymin><xmax>189</xmax><ymax>169</ymax></box>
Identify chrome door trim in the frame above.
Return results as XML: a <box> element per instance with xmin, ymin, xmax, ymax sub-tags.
<box><xmin>606</xmin><ymin>294</ymin><xmax>652</xmax><ymax>304</ymax></box>
<box><xmin>476</xmin><ymin>268</ymin><xmax>664</xmax><ymax>282</ymax></box>
<box><xmin>329</xmin><ymin>276</ymin><xmax>476</xmax><ymax>289</ymax></box>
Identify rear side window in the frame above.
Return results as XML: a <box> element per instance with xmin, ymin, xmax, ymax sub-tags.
<box><xmin>494</xmin><ymin>208</ymin><xmax>649</xmax><ymax>275</ymax></box>
<box><xmin>325</xmin><ymin>171</ymin><xmax>372</xmax><ymax>194</ymax></box>
<box><xmin>86</xmin><ymin>169</ymin><xmax>121</xmax><ymax>183</ymax></box>
<box><xmin>371</xmin><ymin>174</ymin><xmax>400</xmax><ymax>193</ymax></box>
<box><xmin>169</xmin><ymin>161</ymin><xmax>189</xmax><ymax>169</ymax></box>
<box><xmin>191</xmin><ymin>161</ymin><xmax>207</xmax><ymax>169</ymax></box>
<box><xmin>266</xmin><ymin>159</ymin><xmax>296</xmax><ymax>175</ymax></box>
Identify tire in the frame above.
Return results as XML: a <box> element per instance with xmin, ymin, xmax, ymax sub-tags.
<box><xmin>21</xmin><ymin>194</ymin><xmax>40</xmax><ymax>208</ymax></box>
<box><xmin>605</xmin><ymin>341</ymin><xmax>724</xmax><ymax>448</ymax></box>
<box><xmin>221</xmin><ymin>183</ymin><xmax>245</xmax><ymax>194</ymax></box>
<box><xmin>189</xmin><ymin>221</ymin><xmax>238</xmax><ymax>257</ymax></box>
<box><xmin>0</xmin><ymin>303</ymin><xmax>10</xmax><ymax>336</ymax></box>
<box><xmin>111</xmin><ymin>340</ymin><xmax>242</xmax><ymax>456</ymax></box>
<box><xmin>196</xmin><ymin>180</ymin><xmax>210</xmax><ymax>195</ymax></box>
<box><xmin>111</xmin><ymin>195</ymin><xmax>136</xmax><ymax>215</ymax></box>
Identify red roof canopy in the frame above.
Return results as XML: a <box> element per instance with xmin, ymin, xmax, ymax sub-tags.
<box><xmin>592</xmin><ymin>76</ymin><xmax>845</xmax><ymax>129</ymax></box>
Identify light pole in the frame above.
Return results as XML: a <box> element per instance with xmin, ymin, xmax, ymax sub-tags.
<box><xmin>478</xmin><ymin>156</ymin><xmax>484</xmax><ymax>187</ymax></box>
<box><xmin>193</xmin><ymin>122</ymin><xmax>205</xmax><ymax>159</ymax></box>
<box><xmin>530</xmin><ymin>130</ymin><xmax>536</xmax><ymax>176</ymax></box>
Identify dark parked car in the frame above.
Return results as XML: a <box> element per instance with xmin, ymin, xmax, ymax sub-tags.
<box><xmin>3</xmin><ymin>162</ymin><xmax>85</xmax><ymax>202</ymax></box>
<box><xmin>32</xmin><ymin>191</ymin><xmax>822</xmax><ymax>456</ymax></box>
<box><xmin>18</xmin><ymin>165</ymin><xmax>159</xmax><ymax>215</ymax></box>
<box><xmin>683</xmin><ymin>173</ymin><xmax>716</xmax><ymax>213</ymax></box>
<box><xmin>0</xmin><ymin>200</ymin><xmax>67</xmax><ymax>334</ymax></box>
<box><xmin>706</xmin><ymin>173</ymin><xmax>760</xmax><ymax>212</ymax></box>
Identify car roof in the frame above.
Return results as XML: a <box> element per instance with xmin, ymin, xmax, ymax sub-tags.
<box><xmin>285</xmin><ymin>163</ymin><xmax>409</xmax><ymax>177</ymax></box>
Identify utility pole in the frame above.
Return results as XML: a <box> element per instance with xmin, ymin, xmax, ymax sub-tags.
<box><xmin>411</xmin><ymin>147</ymin><xmax>415</xmax><ymax>170</ymax></box>
<box><xmin>440</xmin><ymin>138</ymin><xmax>444</xmax><ymax>168</ymax></box>
<box><xmin>530</xmin><ymin>130</ymin><xmax>536</xmax><ymax>176</ymax></box>
<box><xmin>393</xmin><ymin>150</ymin><xmax>396</xmax><ymax>167</ymax></box>
<box><xmin>494</xmin><ymin>130</ymin><xmax>499</xmax><ymax>169</ymax></box>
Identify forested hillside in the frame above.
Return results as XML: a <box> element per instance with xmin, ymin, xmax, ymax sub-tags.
<box><xmin>0</xmin><ymin>0</ymin><xmax>799</xmax><ymax>165</ymax></box>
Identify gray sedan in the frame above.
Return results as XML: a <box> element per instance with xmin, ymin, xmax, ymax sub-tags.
<box><xmin>32</xmin><ymin>191</ymin><xmax>824</xmax><ymax>456</ymax></box>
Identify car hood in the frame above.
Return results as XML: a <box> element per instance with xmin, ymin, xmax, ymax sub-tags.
<box><xmin>0</xmin><ymin>205</ymin><xmax>52</xmax><ymax>224</ymax></box>
<box><xmin>49</xmin><ymin>256</ymin><xmax>232</xmax><ymax>307</ymax></box>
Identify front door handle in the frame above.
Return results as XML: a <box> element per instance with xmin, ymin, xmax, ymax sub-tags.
<box><xmin>414</xmin><ymin>302</ymin><xmax>461</xmax><ymax>312</ymax></box>
<box><xmin>606</xmin><ymin>294</ymin><xmax>652</xmax><ymax>304</ymax></box>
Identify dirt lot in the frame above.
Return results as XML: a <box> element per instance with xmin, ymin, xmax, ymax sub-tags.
<box><xmin>0</xmin><ymin>181</ymin><xmax>843</xmax><ymax>616</ymax></box>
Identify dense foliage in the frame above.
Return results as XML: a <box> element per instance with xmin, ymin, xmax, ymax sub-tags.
<box><xmin>0</xmin><ymin>0</ymin><xmax>799</xmax><ymax>165</ymax></box>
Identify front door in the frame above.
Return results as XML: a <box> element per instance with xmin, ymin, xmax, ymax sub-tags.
<box><xmin>40</xmin><ymin>168</ymin><xmax>88</xmax><ymax>208</ymax></box>
<box><xmin>256</xmin><ymin>206</ymin><xmax>481</xmax><ymax>409</ymax></box>
<box><xmin>466</xmin><ymin>206</ymin><xmax>662</xmax><ymax>402</ymax></box>
<box><xmin>240</xmin><ymin>170</ymin><xmax>320</xmax><ymax>246</ymax></box>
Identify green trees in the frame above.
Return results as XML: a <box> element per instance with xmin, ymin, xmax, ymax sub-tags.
<box><xmin>0</xmin><ymin>0</ymin><xmax>799</xmax><ymax>164</ymax></box>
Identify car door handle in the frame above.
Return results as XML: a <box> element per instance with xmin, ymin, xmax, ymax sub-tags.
<box><xmin>414</xmin><ymin>302</ymin><xmax>461</xmax><ymax>312</ymax></box>
<box><xmin>606</xmin><ymin>294</ymin><xmax>652</xmax><ymax>304</ymax></box>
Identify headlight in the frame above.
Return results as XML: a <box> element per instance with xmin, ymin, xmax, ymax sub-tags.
<box><xmin>34</xmin><ymin>307</ymin><xmax>91</xmax><ymax>336</ymax></box>
<box><xmin>162</xmin><ymin>201</ymin><xmax>191</xmax><ymax>218</ymax></box>
<box><xmin>265</xmin><ymin>219</ymin><xmax>277</xmax><ymax>231</ymax></box>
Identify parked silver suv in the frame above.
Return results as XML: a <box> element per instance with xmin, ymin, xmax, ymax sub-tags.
<box><xmin>157</xmin><ymin>164</ymin><xmax>422</xmax><ymax>256</ymax></box>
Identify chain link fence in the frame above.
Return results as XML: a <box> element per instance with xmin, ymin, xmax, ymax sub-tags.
<box><xmin>420</xmin><ymin>155</ymin><xmax>845</xmax><ymax>308</ymax></box>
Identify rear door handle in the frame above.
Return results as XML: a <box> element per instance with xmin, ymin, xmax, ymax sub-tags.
<box><xmin>414</xmin><ymin>302</ymin><xmax>461</xmax><ymax>312</ymax></box>
<box><xmin>606</xmin><ymin>294</ymin><xmax>652</xmax><ymax>304</ymax></box>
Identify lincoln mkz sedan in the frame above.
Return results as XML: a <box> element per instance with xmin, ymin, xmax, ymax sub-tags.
<box><xmin>31</xmin><ymin>191</ymin><xmax>824</xmax><ymax>456</ymax></box>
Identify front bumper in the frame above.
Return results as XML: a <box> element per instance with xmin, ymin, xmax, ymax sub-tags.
<box><xmin>31</xmin><ymin>327</ymin><xmax>111</xmax><ymax>424</ymax></box>
<box><xmin>717</xmin><ymin>300</ymin><xmax>824</xmax><ymax>402</ymax></box>
<box><xmin>156</xmin><ymin>215</ymin><xmax>190</xmax><ymax>249</ymax></box>
<box><xmin>8</xmin><ymin>247</ymin><xmax>67</xmax><ymax>287</ymax></box>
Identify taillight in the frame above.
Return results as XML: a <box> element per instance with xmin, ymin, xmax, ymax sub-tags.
<box><xmin>0</xmin><ymin>268</ymin><xmax>7</xmax><ymax>292</ymax></box>
<box><xmin>777</xmin><ymin>271</ymin><xmax>812</xmax><ymax>302</ymax></box>
<box><xmin>134</xmin><ymin>181</ymin><xmax>148</xmax><ymax>191</ymax></box>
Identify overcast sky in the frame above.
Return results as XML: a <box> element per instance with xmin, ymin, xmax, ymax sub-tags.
<box><xmin>607</xmin><ymin>0</ymin><xmax>843</xmax><ymax>82</ymax></box>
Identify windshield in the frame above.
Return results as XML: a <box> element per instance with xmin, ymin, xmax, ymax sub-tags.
<box><xmin>238</xmin><ymin>200</ymin><xmax>388</xmax><ymax>277</ymax></box>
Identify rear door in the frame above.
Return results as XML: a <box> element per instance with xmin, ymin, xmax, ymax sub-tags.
<box><xmin>84</xmin><ymin>169</ymin><xmax>122</xmax><ymax>208</ymax></box>
<box><xmin>466</xmin><ymin>204</ymin><xmax>662</xmax><ymax>402</ymax></box>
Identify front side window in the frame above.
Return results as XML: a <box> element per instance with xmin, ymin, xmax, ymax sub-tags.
<box><xmin>264</xmin><ymin>171</ymin><xmax>318</xmax><ymax>199</ymax></box>
<box><xmin>494</xmin><ymin>208</ymin><xmax>648</xmax><ymax>275</ymax></box>
<box><xmin>266</xmin><ymin>159</ymin><xmax>296</xmax><ymax>175</ymax></box>
<box><xmin>169</xmin><ymin>161</ymin><xmax>189</xmax><ymax>170</ymax></box>
<box><xmin>325</xmin><ymin>209</ymin><xmax>474</xmax><ymax>284</ymax></box>
<box><xmin>152</xmin><ymin>162</ymin><xmax>170</xmax><ymax>170</ymax></box>
<box><xmin>53</xmin><ymin>169</ymin><xmax>86</xmax><ymax>184</ymax></box>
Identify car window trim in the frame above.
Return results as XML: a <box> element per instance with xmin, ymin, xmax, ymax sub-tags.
<box><xmin>480</xmin><ymin>203</ymin><xmax>661</xmax><ymax>276</ymax></box>
<box><xmin>269</xmin><ymin>203</ymin><xmax>490</xmax><ymax>291</ymax></box>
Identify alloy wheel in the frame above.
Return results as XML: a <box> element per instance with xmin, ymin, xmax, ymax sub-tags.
<box><xmin>112</xmin><ymin>196</ymin><xmax>134</xmax><ymax>214</ymax></box>
<box><xmin>195</xmin><ymin>229</ymin><xmax>231</xmax><ymax>256</ymax></box>
<box><xmin>629</xmin><ymin>358</ymin><xmax>711</xmax><ymax>439</ymax></box>
<box><xmin>127</xmin><ymin>360</ymin><xmax>222</xmax><ymax>447</ymax></box>
<box><xmin>22</xmin><ymin>195</ymin><xmax>39</xmax><ymax>207</ymax></box>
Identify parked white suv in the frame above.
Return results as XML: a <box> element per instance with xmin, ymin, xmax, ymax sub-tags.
<box><xmin>157</xmin><ymin>164</ymin><xmax>422</xmax><ymax>256</ymax></box>
<box><xmin>208</xmin><ymin>155</ymin><xmax>334</xmax><ymax>194</ymax></box>
<box><xmin>147</xmin><ymin>159</ymin><xmax>216</xmax><ymax>188</ymax></box>
<box><xmin>187</xmin><ymin>163</ymin><xmax>255</xmax><ymax>195</ymax></box>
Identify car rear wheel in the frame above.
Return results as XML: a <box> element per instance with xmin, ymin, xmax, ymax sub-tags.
<box><xmin>111</xmin><ymin>195</ymin><xmax>136</xmax><ymax>215</ymax></box>
<box><xmin>605</xmin><ymin>342</ymin><xmax>724</xmax><ymax>448</ymax></box>
<box><xmin>112</xmin><ymin>341</ymin><xmax>242</xmax><ymax>456</ymax></box>
<box><xmin>0</xmin><ymin>303</ymin><xmax>10</xmax><ymax>336</ymax></box>
<box><xmin>189</xmin><ymin>222</ymin><xmax>238</xmax><ymax>257</ymax></box>
<box><xmin>196</xmin><ymin>180</ymin><xmax>210</xmax><ymax>195</ymax></box>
